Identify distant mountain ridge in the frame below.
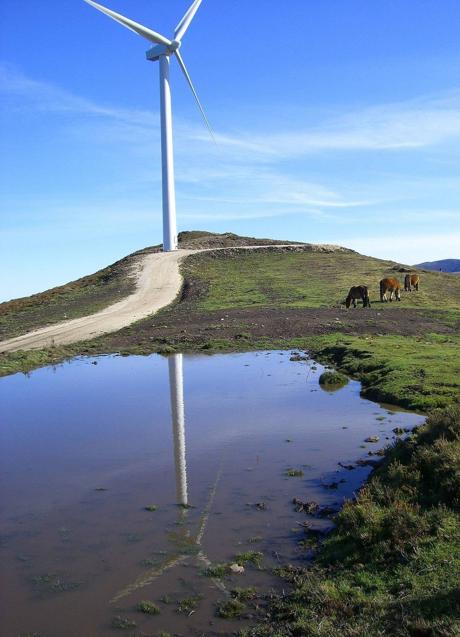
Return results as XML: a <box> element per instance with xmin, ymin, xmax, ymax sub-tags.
<box><xmin>414</xmin><ymin>259</ymin><xmax>460</xmax><ymax>273</ymax></box>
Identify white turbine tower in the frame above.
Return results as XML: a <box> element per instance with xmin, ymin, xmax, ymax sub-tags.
<box><xmin>83</xmin><ymin>0</ymin><xmax>213</xmax><ymax>252</ymax></box>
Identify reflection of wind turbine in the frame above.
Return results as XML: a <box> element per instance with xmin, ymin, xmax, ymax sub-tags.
<box><xmin>83</xmin><ymin>0</ymin><xmax>214</xmax><ymax>252</ymax></box>
<box><xmin>168</xmin><ymin>354</ymin><xmax>188</xmax><ymax>506</ymax></box>
<box><xmin>110</xmin><ymin>353</ymin><xmax>226</xmax><ymax>604</ymax></box>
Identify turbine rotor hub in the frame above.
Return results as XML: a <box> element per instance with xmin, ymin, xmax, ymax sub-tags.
<box><xmin>169</xmin><ymin>39</ymin><xmax>181</xmax><ymax>52</ymax></box>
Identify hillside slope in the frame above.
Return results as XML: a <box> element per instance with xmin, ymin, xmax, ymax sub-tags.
<box><xmin>0</xmin><ymin>232</ymin><xmax>306</xmax><ymax>342</ymax></box>
<box><xmin>2</xmin><ymin>233</ymin><xmax>460</xmax><ymax>349</ymax></box>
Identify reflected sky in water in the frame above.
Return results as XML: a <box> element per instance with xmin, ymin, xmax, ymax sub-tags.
<box><xmin>0</xmin><ymin>351</ymin><xmax>424</xmax><ymax>637</ymax></box>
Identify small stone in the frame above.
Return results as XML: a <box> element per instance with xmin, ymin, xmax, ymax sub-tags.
<box><xmin>292</xmin><ymin>498</ymin><xmax>319</xmax><ymax>514</ymax></box>
<box><xmin>365</xmin><ymin>436</ymin><xmax>380</xmax><ymax>443</ymax></box>
<box><xmin>323</xmin><ymin>481</ymin><xmax>339</xmax><ymax>489</ymax></box>
<box><xmin>230</xmin><ymin>563</ymin><xmax>245</xmax><ymax>574</ymax></box>
<box><xmin>338</xmin><ymin>462</ymin><xmax>355</xmax><ymax>470</ymax></box>
<box><xmin>255</xmin><ymin>502</ymin><xmax>267</xmax><ymax>510</ymax></box>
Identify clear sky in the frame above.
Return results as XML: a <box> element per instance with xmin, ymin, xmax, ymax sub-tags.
<box><xmin>1</xmin><ymin>0</ymin><xmax>459</xmax><ymax>301</ymax></box>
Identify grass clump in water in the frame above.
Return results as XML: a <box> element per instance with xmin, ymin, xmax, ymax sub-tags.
<box><xmin>231</xmin><ymin>587</ymin><xmax>257</xmax><ymax>601</ymax></box>
<box><xmin>160</xmin><ymin>594</ymin><xmax>172</xmax><ymax>604</ymax></box>
<box><xmin>136</xmin><ymin>600</ymin><xmax>160</xmax><ymax>615</ymax></box>
<box><xmin>319</xmin><ymin>370</ymin><xmax>348</xmax><ymax>387</ymax></box>
<box><xmin>235</xmin><ymin>551</ymin><xmax>263</xmax><ymax>569</ymax></box>
<box><xmin>286</xmin><ymin>468</ymin><xmax>304</xmax><ymax>477</ymax></box>
<box><xmin>216</xmin><ymin>598</ymin><xmax>246</xmax><ymax>619</ymax></box>
<box><xmin>202</xmin><ymin>563</ymin><xmax>231</xmax><ymax>577</ymax></box>
<box><xmin>144</xmin><ymin>504</ymin><xmax>157</xmax><ymax>512</ymax></box>
<box><xmin>177</xmin><ymin>595</ymin><xmax>202</xmax><ymax>614</ymax></box>
<box><xmin>111</xmin><ymin>616</ymin><xmax>136</xmax><ymax>629</ymax></box>
<box><xmin>31</xmin><ymin>573</ymin><xmax>81</xmax><ymax>594</ymax></box>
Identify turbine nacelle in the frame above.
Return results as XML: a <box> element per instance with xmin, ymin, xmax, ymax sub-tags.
<box><xmin>146</xmin><ymin>44</ymin><xmax>172</xmax><ymax>61</ymax></box>
<box><xmin>83</xmin><ymin>0</ymin><xmax>213</xmax><ymax>138</ymax></box>
<box><xmin>146</xmin><ymin>40</ymin><xmax>181</xmax><ymax>61</ymax></box>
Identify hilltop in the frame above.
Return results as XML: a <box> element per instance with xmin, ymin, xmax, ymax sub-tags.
<box><xmin>415</xmin><ymin>258</ymin><xmax>460</xmax><ymax>273</ymax></box>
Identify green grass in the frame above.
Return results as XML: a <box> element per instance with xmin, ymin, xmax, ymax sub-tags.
<box><xmin>176</xmin><ymin>595</ymin><xmax>202</xmax><ymax>614</ymax></box>
<box><xmin>318</xmin><ymin>370</ymin><xmax>349</xmax><ymax>387</ymax></box>
<box><xmin>202</xmin><ymin>563</ymin><xmax>231</xmax><ymax>578</ymax></box>
<box><xmin>216</xmin><ymin>598</ymin><xmax>246</xmax><ymax>619</ymax></box>
<box><xmin>136</xmin><ymin>600</ymin><xmax>160</xmax><ymax>615</ymax></box>
<box><xmin>311</xmin><ymin>332</ymin><xmax>460</xmax><ymax>411</ymax></box>
<box><xmin>180</xmin><ymin>250</ymin><xmax>460</xmax><ymax>313</ymax></box>
<box><xmin>231</xmin><ymin>587</ymin><xmax>257</xmax><ymax>602</ymax></box>
<box><xmin>242</xmin><ymin>405</ymin><xmax>460</xmax><ymax>637</ymax></box>
<box><xmin>286</xmin><ymin>468</ymin><xmax>304</xmax><ymax>477</ymax></box>
<box><xmin>234</xmin><ymin>551</ymin><xmax>264</xmax><ymax>569</ymax></box>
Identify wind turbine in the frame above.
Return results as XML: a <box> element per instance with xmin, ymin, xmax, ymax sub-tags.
<box><xmin>83</xmin><ymin>0</ymin><xmax>213</xmax><ymax>252</ymax></box>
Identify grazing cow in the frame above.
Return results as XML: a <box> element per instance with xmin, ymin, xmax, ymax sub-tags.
<box><xmin>404</xmin><ymin>273</ymin><xmax>420</xmax><ymax>292</ymax></box>
<box><xmin>380</xmin><ymin>277</ymin><xmax>401</xmax><ymax>302</ymax></box>
<box><xmin>345</xmin><ymin>285</ymin><xmax>371</xmax><ymax>308</ymax></box>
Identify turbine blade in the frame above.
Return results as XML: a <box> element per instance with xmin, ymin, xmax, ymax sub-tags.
<box><xmin>174</xmin><ymin>50</ymin><xmax>215</xmax><ymax>143</ymax></box>
<box><xmin>174</xmin><ymin>0</ymin><xmax>203</xmax><ymax>41</ymax></box>
<box><xmin>83</xmin><ymin>0</ymin><xmax>172</xmax><ymax>46</ymax></box>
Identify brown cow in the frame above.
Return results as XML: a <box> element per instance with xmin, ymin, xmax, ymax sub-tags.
<box><xmin>345</xmin><ymin>285</ymin><xmax>371</xmax><ymax>308</ymax></box>
<box><xmin>404</xmin><ymin>273</ymin><xmax>420</xmax><ymax>292</ymax></box>
<box><xmin>380</xmin><ymin>277</ymin><xmax>401</xmax><ymax>302</ymax></box>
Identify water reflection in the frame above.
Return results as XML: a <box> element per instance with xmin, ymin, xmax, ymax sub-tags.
<box><xmin>168</xmin><ymin>354</ymin><xmax>188</xmax><ymax>506</ymax></box>
<box><xmin>0</xmin><ymin>351</ymin><xmax>427</xmax><ymax>636</ymax></box>
<box><xmin>111</xmin><ymin>355</ymin><xmax>221</xmax><ymax>603</ymax></box>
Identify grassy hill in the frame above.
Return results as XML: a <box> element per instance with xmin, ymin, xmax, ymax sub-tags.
<box><xmin>0</xmin><ymin>232</ymin><xmax>303</xmax><ymax>342</ymax></box>
<box><xmin>4</xmin><ymin>232</ymin><xmax>458</xmax><ymax>344</ymax></box>
<box><xmin>179</xmin><ymin>247</ymin><xmax>460</xmax><ymax>314</ymax></box>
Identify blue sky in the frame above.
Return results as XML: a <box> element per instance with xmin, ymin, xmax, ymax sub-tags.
<box><xmin>1</xmin><ymin>0</ymin><xmax>459</xmax><ymax>301</ymax></box>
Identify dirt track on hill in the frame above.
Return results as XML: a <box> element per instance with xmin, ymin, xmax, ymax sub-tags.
<box><xmin>0</xmin><ymin>250</ymin><xmax>196</xmax><ymax>353</ymax></box>
<box><xmin>0</xmin><ymin>245</ymin><xmax>312</xmax><ymax>353</ymax></box>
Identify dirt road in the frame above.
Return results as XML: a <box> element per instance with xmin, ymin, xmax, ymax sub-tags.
<box><xmin>0</xmin><ymin>249</ymin><xmax>197</xmax><ymax>353</ymax></box>
<box><xmin>0</xmin><ymin>245</ymin><xmax>309</xmax><ymax>353</ymax></box>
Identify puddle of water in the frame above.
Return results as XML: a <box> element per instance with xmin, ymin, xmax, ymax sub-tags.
<box><xmin>0</xmin><ymin>351</ymin><xmax>424</xmax><ymax>636</ymax></box>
